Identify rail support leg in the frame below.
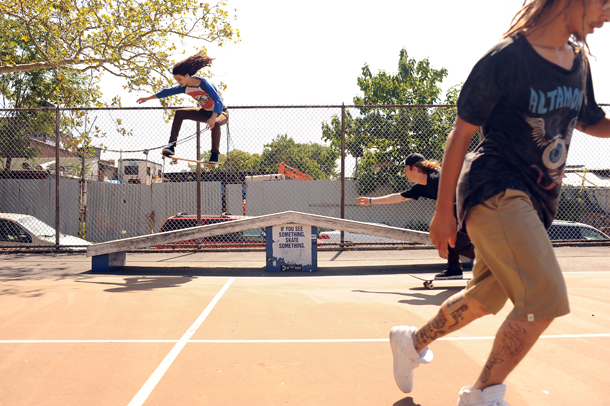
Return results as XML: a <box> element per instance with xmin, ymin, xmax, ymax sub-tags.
<box><xmin>91</xmin><ymin>252</ymin><xmax>126</xmax><ymax>273</ymax></box>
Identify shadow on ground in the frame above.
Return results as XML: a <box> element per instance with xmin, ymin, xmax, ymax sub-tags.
<box><xmin>75</xmin><ymin>276</ymin><xmax>195</xmax><ymax>292</ymax></box>
<box><xmin>352</xmin><ymin>287</ymin><xmax>460</xmax><ymax>306</ymax></box>
<box><xmin>81</xmin><ymin>263</ymin><xmax>447</xmax><ymax>278</ymax></box>
<box><xmin>393</xmin><ymin>397</ymin><xmax>423</xmax><ymax>406</ymax></box>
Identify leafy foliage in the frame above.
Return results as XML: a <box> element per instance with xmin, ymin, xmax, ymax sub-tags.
<box><xmin>0</xmin><ymin>14</ymin><xmax>110</xmax><ymax>171</ymax></box>
<box><xmin>0</xmin><ymin>112</ymin><xmax>45</xmax><ymax>169</ymax></box>
<box><xmin>0</xmin><ymin>16</ymin><xmax>102</xmax><ymax>108</ymax></box>
<box><xmin>0</xmin><ymin>0</ymin><xmax>239</xmax><ymax>99</ymax></box>
<box><xmin>259</xmin><ymin>134</ymin><xmax>339</xmax><ymax>180</ymax></box>
<box><xmin>192</xmin><ymin>135</ymin><xmax>339</xmax><ymax>180</ymax></box>
<box><xmin>193</xmin><ymin>149</ymin><xmax>262</xmax><ymax>173</ymax></box>
<box><xmin>322</xmin><ymin>49</ymin><xmax>462</xmax><ymax>195</ymax></box>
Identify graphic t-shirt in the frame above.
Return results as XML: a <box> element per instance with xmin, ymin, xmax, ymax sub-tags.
<box><xmin>400</xmin><ymin>170</ymin><xmax>440</xmax><ymax>200</ymax></box>
<box><xmin>456</xmin><ymin>34</ymin><xmax>604</xmax><ymax>230</ymax></box>
<box><xmin>156</xmin><ymin>76</ymin><xmax>224</xmax><ymax>114</ymax></box>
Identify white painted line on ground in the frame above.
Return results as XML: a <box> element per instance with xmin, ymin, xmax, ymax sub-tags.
<box><xmin>218</xmin><ymin>270</ymin><xmax>610</xmax><ymax>279</ymax></box>
<box><xmin>190</xmin><ymin>339</ymin><xmax>390</xmax><ymax>343</ymax></box>
<box><xmin>185</xmin><ymin>333</ymin><xmax>610</xmax><ymax>342</ymax></box>
<box><xmin>2</xmin><ymin>333</ymin><xmax>609</xmax><ymax>345</ymax></box>
<box><xmin>0</xmin><ymin>340</ymin><xmax>179</xmax><ymax>343</ymax></box>
<box><xmin>126</xmin><ymin>277</ymin><xmax>235</xmax><ymax>406</ymax></box>
<box><xmin>439</xmin><ymin>333</ymin><xmax>610</xmax><ymax>340</ymax></box>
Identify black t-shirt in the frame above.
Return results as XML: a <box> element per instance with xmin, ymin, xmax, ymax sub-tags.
<box><xmin>456</xmin><ymin>34</ymin><xmax>605</xmax><ymax>230</ymax></box>
<box><xmin>400</xmin><ymin>170</ymin><xmax>440</xmax><ymax>200</ymax></box>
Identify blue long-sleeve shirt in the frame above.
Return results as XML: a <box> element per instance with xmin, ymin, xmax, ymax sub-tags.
<box><xmin>156</xmin><ymin>76</ymin><xmax>224</xmax><ymax>114</ymax></box>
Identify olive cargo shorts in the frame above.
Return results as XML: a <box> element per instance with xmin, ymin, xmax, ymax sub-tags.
<box><xmin>463</xmin><ymin>189</ymin><xmax>570</xmax><ymax>321</ymax></box>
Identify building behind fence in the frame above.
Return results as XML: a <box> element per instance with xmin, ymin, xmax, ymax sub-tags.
<box><xmin>1</xmin><ymin>105</ymin><xmax>609</xmax><ymax>249</ymax></box>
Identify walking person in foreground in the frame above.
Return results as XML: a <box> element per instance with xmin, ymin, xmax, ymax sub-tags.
<box><xmin>356</xmin><ymin>152</ymin><xmax>475</xmax><ymax>279</ymax></box>
<box><xmin>137</xmin><ymin>52</ymin><xmax>228</xmax><ymax>164</ymax></box>
<box><xmin>390</xmin><ymin>1</ymin><xmax>610</xmax><ymax>404</ymax></box>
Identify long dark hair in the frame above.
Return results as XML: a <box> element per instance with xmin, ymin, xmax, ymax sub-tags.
<box><xmin>172</xmin><ymin>52</ymin><xmax>214</xmax><ymax>76</ymax></box>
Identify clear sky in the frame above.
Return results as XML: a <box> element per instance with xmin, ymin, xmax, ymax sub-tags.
<box><xmin>185</xmin><ymin>0</ymin><xmax>610</xmax><ymax>106</ymax></box>
<box><xmin>101</xmin><ymin>0</ymin><xmax>610</xmax><ymax>170</ymax></box>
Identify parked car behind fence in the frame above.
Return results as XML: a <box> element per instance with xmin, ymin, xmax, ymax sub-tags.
<box><xmin>547</xmin><ymin>220</ymin><xmax>610</xmax><ymax>241</ymax></box>
<box><xmin>317</xmin><ymin>229</ymin><xmax>412</xmax><ymax>245</ymax></box>
<box><xmin>318</xmin><ymin>219</ymin><xmax>610</xmax><ymax>246</ymax></box>
<box><xmin>157</xmin><ymin>213</ymin><xmax>266</xmax><ymax>248</ymax></box>
<box><xmin>0</xmin><ymin>213</ymin><xmax>92</xmax><ymax>250</ymax></box>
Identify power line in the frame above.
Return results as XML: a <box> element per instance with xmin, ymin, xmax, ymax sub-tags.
<box><xmin>92</xmin><ymin>131</ymin><xmax>199</xmax><ymax>153</ymax></box>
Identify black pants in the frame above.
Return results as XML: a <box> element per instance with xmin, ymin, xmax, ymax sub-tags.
<box><xmin>447</xmin><ymin>231</ymin><xmax>475</xmax><ymax>268</ymax></box>
<box><xmin>170</xmin><ymin>108</ymin><xmax>229</xmax><ymax>154</ymax></box>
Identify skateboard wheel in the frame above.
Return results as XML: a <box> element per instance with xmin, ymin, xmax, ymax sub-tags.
<box><xmin>424</xmin><ymin>281</ymin><xmax>434</xmax><ymax>289</ymax></box>
<box><xmin>204</xmin><ymin>165</ymin><xmax>212</xmax><ymax>172</ymax></box>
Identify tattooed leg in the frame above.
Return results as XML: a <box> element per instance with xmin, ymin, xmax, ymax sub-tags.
<box><xmin>474</xmin><ymin>317</ymin><xmax>553</xmax><ymax>390</ymax></box>
<box><xmin>412</xmin><ymin>292</ymin><xmax>490</xmax><ymax>353</ymax></box>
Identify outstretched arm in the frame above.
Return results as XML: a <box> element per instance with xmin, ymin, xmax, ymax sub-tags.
<box><xmin>136</xmin><ymin>94</ymin><xmax>158</xmax><ymax>104</ymax></box>
<box><xmin>430</xmin><ymin>116</ymin><xmax>479</xmax><ymax>258</ymax></box>
<box><xmin>356</xmin><ymin>193</ymin><xmax>409</xmax><ymax>206</ymax></box>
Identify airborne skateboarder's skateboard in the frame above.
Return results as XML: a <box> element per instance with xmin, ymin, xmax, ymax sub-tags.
<box><xmin>166</xmin><ymin>155</ymin><xmax>221</xmax><ymax>172</ymax></box>
<box><xmin>410</xmin><ymin>273</ymin><xmax>473</xmax><ymax>289</ymax></box>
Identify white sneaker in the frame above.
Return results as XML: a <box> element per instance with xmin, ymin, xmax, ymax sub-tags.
<box><xmin>458</xmin><ymin>384</ymin><xmax>509</xmax><ymax>406</ymax></box>
<box><xmin>389</xmin><ymin>325</ymin><xmax>433</xmax><ymax>393</ymax></box>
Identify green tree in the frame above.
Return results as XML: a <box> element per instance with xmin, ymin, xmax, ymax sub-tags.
<box><xmin>223</xmin><ymin>149</ymin><xmax>263</xmax><ymax>172</ymax></box>
<box><xmin>322</xmin><ymin>49</ymin><xmax>462</xmax><ymax>195</ymax></box>
<box><xmin>189</xmin><ymin>137</ymin><xmax>338</xmax><ymax>181</ymax></box>
<box><xmin>0</xmin><ymin>15</ymin><xmax>104</xmax><ymax>172</ymax></box>
<box><xmin>0</xmin><ymin>0</ymin><xmax>239</xmax><ymax>99</ymax></box>
<box><xmin>0</xmin><ymin>16</ymin><xmax>102</xmax><ymax>108</ymax></box>
<box><xmin>191</xmin><ymin>136</ymin><xmax>338</xmax><ymax>180</ymax></box>
<box><xmin>190</xmin><ymin>149</ymin><xmax>263</xmax><ymax>172</ymax></box>
<box><xmin>259</xmin><ymin>134</ymin><xmax>339</xmax><ymax>181</ymax></box>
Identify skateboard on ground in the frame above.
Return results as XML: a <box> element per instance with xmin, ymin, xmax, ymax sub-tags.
<box><xmin>410</xmin><ymin>273</ymin><xmax>473</xmax><ymax>289</ymax></box>
<box><xmin>166</xmin><ymin>155</ymin><xmax>221</xmax><ymax>172</ymax></box>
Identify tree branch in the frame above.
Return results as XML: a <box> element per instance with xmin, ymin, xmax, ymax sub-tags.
<box><xmin>0</xmin><ymin>58</ymin><xmax>109</xmax><ymax>74</ymax></box>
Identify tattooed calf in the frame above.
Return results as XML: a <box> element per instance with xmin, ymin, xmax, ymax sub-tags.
<box><xmin>413</xmin><ymin>310</ymin><xmax>448</xmax><ymax>348</ymax></box>
<box><xmin>444</xmin><ymin>295</ymin><xmax>463</xmax><ymax>309</ymax></box>
<box><xmin>448</xmin><ymin>304</ymin><xmax>469</xmax><ymax>328</ymax></box>
<box><xmin>480</xmin><ymin>322</ymin><xmax>527</xmax><ymax>384</ymax></box>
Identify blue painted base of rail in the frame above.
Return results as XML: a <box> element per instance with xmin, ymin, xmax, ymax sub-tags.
<box><xmin>91</xmin><ymin>252</ymin><xmax>126</xmax><ymax>273</ymax></box>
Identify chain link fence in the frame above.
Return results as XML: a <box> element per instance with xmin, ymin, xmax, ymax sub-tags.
<box><xmin>1</xmin><ymin>104</ymin><xmax>609</xmax><ymax>251</ymax></box>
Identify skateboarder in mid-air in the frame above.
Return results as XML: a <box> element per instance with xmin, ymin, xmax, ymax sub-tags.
<box><xmin>356</xmin><ymin>153</ymin><xmax>475</xmax><ymax>280</ymax></box>
<box><xmin>137</xmin><ymin>52</ymin><xmax>228</xmax><ymax>164</ymax></box>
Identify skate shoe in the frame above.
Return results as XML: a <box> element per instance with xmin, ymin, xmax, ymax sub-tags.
<box><xmin>458</xmin><ymin>384</ymin><xmax>509</xmax><ymax>406</ymax></box>
<box><xmin>162</xmin><ymin>142</ymin><xmax>176</xmax><ymax>157</ymax></box>
<box><xmin>389</xmin><ymin>325</ymin><xmax>433</xmax><ymax>393</ymax></box>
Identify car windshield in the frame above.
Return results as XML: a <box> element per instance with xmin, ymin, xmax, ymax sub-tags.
<box><xmin>580</xmin><ymin>227</ymin><xmax>607</xmax><ymax>240</ymax></box>
<box><xmin>16</xmin><ymin>217</ymin><xmax>57</xmax><ymax>237</ymax></box>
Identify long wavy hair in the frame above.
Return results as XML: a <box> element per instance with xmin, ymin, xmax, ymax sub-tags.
<box><xmin>414</xmin><ymin>159</ymin><xmax>441</xmax><ymax>173</ymax></box>
<box><xmin>504</xmin><ymin>0</ymin><xmax>592</xmax><ymax>102</ymax></box>
<box><xmin>172</xmin><ymin>52</ymin><xmax>214</xmax><ymax>76</ymax></box>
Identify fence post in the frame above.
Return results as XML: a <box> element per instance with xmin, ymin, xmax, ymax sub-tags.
<box><xmin>55</xmin><ymin>106</ymin><xmax>61</xmax><ymax>249</ymax></box>
<box><xmin>222</xmin><ymin>122</ymin><xmax>229</xmax><ymax>214</ymax></box>
<box><xmin>196</xmin><ymin>122</ymin><xmax>202</xmax><ymax>249</ymax></box>
<box><xmin>340</xmin><ymin>103</ymin><xmax>346</xmax><ymax>247</ymax></box>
